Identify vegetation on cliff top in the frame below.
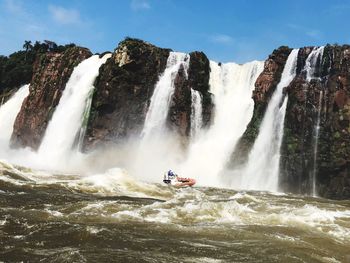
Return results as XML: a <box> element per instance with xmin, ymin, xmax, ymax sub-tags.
<box><xmin>0</xmin><ymin>40</ymin><xmax>77</xmax><ymax>94</ymax></box>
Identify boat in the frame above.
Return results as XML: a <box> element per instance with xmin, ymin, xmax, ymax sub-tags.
<box><xmin>163</xmin><ymin>171</ymin><xmax>196</xmax><ymax>187</ymax></box>
<box><xmin>173</xmin><ymin>177</ymin><xmax>196</xmax><ymax>187</ymax></box>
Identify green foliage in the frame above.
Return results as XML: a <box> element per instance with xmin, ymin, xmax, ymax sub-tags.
<box><xmin>0</xmin><ymin>50</ymin><xmax>35</xmax><ymax>92</ymax></box>
<box><xmin>124</xmin><ymin>36</ymin><xmax>144</xmax><ymax>43</ymax></box>
<box><xmin>0</xmin><ymin>40</ymin><xmax>78</xmax><ymax>94</ymax></box>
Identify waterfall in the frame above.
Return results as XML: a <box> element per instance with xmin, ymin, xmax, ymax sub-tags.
<box><xmin>76</xmin><ymin>88</ymin><xmax>94</xmax><ymax>151</ymax></box>
<box><xmin>141</xmin><ymin>52</ymin><xmax>190</xmax><ymax>139</ymax></box>
<box><xmin>38</xmin><ymin>54</ymin><xmax>111</xmax><ymax>160</ymax></box>
<box><xmin>178</xmin><ymin>61</ymin><xmax>264</xmax><ymax>186</ymax></box>
<box><xmin>240</xmin><ymin>49</ymin><xmax>299</xmax><ymax>192</ymax></box>
<box><xmin>0</xmin><ymin>84</ymin><xmax>29</xmax><ymax>148</ymax></box>
<box><xmin>312</xmin><ymin>90</ymin><xmax>323</xmax><ymax>196</ymax></box>
<box><xmin>132</xmin><ymin>52</ymin><xmax>190</xmax><ymax>182</ymax></box>
<box><xmin>303</xmin><ymin>46</ymin><xmax>325</xmax><ymax>196</ymax></box>
<box><xmin>190</xmin><ymin>89</ymin><xmax>202</xmax><ymax>138</ymax></box>
<box><xmin>304</xmin><ymin>46</ymin><xmax>324</xmax><ymax>81</ymax></box>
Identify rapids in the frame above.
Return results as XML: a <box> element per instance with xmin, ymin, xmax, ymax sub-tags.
<box><xmin>0</xmin><ymin>161</ymin><xmax>349</xmax><ymax>262</ymax></box>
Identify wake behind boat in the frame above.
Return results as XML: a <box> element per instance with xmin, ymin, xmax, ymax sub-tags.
<box><xmin>163</xmin><ymin>170</ymin><xmax>196</xmax><ymax>187</ymax></box>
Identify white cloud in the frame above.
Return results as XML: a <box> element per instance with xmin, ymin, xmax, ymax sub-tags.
<box><xmin>48</xmin><ymin>5</ymin><xmax>82</xmax><ymax>25</ymax></box>
<box><xmin>209</xmin><ymin>34</ymin><xmax>234</xmax><ymax>44</ymax></box>
<box><xmin>130</xmin><ymin>0</ymin><xmax>151</xmax><ymax>11</ymax></box>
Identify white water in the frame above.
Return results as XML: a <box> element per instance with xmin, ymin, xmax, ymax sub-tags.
<box><xmin>240</xmin><ymin>49</ymin><xmax>299</xmax><ymax>192</ymax></box>
<box><xmin>303</xmin><ymin>47</ymin><xmax>325</xmax><ymax>197</ymax></box>
<box><xmin>0</xmin><ymin>84</ymin><xmax>29</xmax><ymax>148</ymax></box>
<box><xmin>38</xmin><ymin>54</ymin><xmax>111</xmax><ymax>162</ymax></box>
<box><xmin>190</xmin><ymin>89</ymin><xmax>202</xmax><ymax>138</ymax></box>
<box><xmin>312</xmin><ymin>90</ymin><xmax>323</xmax><ymax>197</ymax></box>
<box><xmin>304</xmin><ymin>46</ymin><xmax>324</xmax><ymax>81</ymax></box>
<box><xmin>76</xmin><ymin>88</ymin><xmax>94</xmax><ymax>151</ymax></box>
<box><xmin>178</xmin><ymin>61</ymin><xmax>264</xmax><ymax>186</ymax></box>
<box><xmin>141</xmin><ymin>52</ymin><xmax>190</xmax><ymax>139</ymax></box>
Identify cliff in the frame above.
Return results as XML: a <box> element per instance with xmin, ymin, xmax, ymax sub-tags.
<box><xmin>2</xmin><ymin>38</ymin><xmax>349</xmax><ymax>199</ymax></box>
<box><xmin>168</xmin><ymin>51</ymin><xmax>213</xmax><ymax>139</ymax></box>
<box><xmin>11</xmin><ymin>47</ymin><xmax>92</xmax><ymax>149</ymax></box>
<box><xmin>239</xmin><ymin>45</ymin><xmax>350</xmax><ymax>199</ymax></box>
<box><xmin>83</xmin><ymin>39</ymin><xmax>170</xmax><ymax>148</ymax></box>
<box><xmin>281</xmin><ymin>45</ymin><xmax>350</xmax><ymax>199</ymax></box>
<box><xmin>84</xmin><ymin>39</ymin><xmax>213</xmax><ymax>149</ymax></box>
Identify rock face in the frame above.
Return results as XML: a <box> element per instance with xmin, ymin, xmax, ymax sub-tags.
<box><xmin>168</xmin><ymin>51</ymin><xmax>213</xmax><ymax>138</ymax></box>
<box><xmin>281</xmin><ymin>45</ymin><xmax>350</xmax><ymax>199</ymax></box>
<box><xmin>2</xmin><ymin>37</ymin><xmax>349</xmax><ymax>199</ymax></box>
<box><xmin>230</xmin><ymin>46</ymin><xmax>292</xmax><ymax>165</ymax></box>
<box><xmin>238</xmin><ymin>44</ymin><xmax>349</xmax><ymax>199</ymax></box>
<box><xmin>11</xmin><ymin>47</ymin><xmax>92</xmax><ymax>149</ymax></box>
<box><xmin>84</xmin><ymin>40</ymin><xmax>213</xmax><ymax>149</ymax></box>
<box><xmin>83</xmin><ymin>39</ymin><xmax>170</xmax><ymax>148</ymax></box>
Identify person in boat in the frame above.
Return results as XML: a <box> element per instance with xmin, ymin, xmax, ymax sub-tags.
<box><xmin>163</xmin><ymin>170</ymin><xmax>178</xmax><ymax>184</ymax></box>
<box><xmin>163</xmin><ymin>170</ymin><xmax>196</xmax><ymax>187</ymax></box>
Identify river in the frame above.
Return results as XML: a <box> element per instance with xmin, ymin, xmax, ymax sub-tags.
<box><xmin>1</xmin><ymin>161</ymin><xmax>349</xmax><ymax>263</ymax></box>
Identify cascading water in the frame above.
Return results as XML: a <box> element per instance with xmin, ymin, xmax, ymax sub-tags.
<box><xmin>76</xmin><ymin>89</ymin><xmax>94</xmax><ymax>151</ymax></box>
<box><xmin>303</xmin><ymin>46</ymin><xmax>325</xmax><ymax>196</ymax></box>
<box><xmin>178</xmin><ymin>61</ymin><xmax>264</xmax><ymax>186</ymax></box>
<box><xmin>141</xmin><ymin>52</ymin><xmax>190</xmax><ymax>139</ymax></box>
<box><xmin>38</xmin><ymin>54</ymin><xmax>111</xmax><ymax>162</ymax></box>
<box><xmin>312</xmin><ymin>91</ymin><xmax>323</xmax><ymax>197</ymax></box>
<box><xmin>240</xmin><ymin>49</ymin><xmax>299</xmax><ymax>192</ymax></box>
<box><xmin>0</xmin><ymin>84</ymin><xmax>29</xmax><ymax>149</ymax></box>
<box><xmin>129</xmin><ymin>52</ymin><xmax>190</xmax><ymax>182</ymax></box>
<box><xmin>304</xmin><ymin>46</ymin><xmax>324</xmax><ymax>81</ymax></box>
<box><xmin>190</xmin><ymin>89</ymin><xmax>202</xmax><ymax>138</ymax></box>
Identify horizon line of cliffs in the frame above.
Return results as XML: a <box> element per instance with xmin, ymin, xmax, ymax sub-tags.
<box><xmin>0</xmin><ymin>38</ymin><xmax>349</xmax><ymax>199</ymax></box>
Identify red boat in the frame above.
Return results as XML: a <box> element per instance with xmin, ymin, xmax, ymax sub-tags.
<box><xmin>163</xmin><ymin>171</ymin><xmax>196</xmax><ymax>187</ymax></box>
<box><xmin>173</xmin><ymin>177</ymin><xmax>196</xmax><ymax>187</ymax></box>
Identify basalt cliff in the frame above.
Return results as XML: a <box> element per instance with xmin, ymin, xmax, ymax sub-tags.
<box><xmin>0</xmin><ymin>38</ymin><xmax>349</xmax><ymax>199</ymax></box>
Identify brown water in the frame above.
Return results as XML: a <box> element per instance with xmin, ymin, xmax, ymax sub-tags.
<box><xmin>1</xmin><ymin>161</ymin><xmax>350</xmax><ymax>263</ymax></box>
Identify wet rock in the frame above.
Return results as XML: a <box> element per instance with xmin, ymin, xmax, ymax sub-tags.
<box><xmin>280</xmin><ymin>44</ymin><xmax>350</xmax><ymax>199</ymax></box>
<box><xmin>231</xmin><ymin>46</ymin><xmax>292</xmax><ymax>165</ymax></box>
<box><xmin>334</xmin><ymin>89</ymin><xmax>348</xmax><ymax>109</ymax></box>
<box><xmin>168</xmin><ymin>51</ymin><xmax>213</xmax><ymax>138</ymax></box>
<box><xmin>83</xmin><ymin>38</ymin><xmax>170</xmax><ymax>149</ymax></box>
<box><xmin>253</xmin><ymin>46</ymin><xmax>292</xmax><ymax>105</ymax></box>
<box><xmin>11</xmin><ymin>47</ymin><xmax>92</xmax><ymax>149</ymax></box>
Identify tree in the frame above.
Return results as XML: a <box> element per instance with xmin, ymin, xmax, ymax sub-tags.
<box><xmin>44</xmin><ymin>40</ymin><xmax>57</xmax><ymax>51</ymax></box>
<box><xmin>22</xmin><ymin>40</ymin><xmax>33</xmax><ymax>61</ymax></box>
<box><xmin>33</xmin><ymin>41</ymin><xmax>41</xmax><ymax>51</ymax></box>
<box><xmin>23</xmin><ymin>40</ymin><xmax>33</xmax><ymax>52</ymax></box>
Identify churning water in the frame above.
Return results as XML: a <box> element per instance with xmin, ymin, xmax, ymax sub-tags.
<box><xmin>0</xmin><ymin>160</ymin><xmax>349</xmax><ymax>262</ymax></box>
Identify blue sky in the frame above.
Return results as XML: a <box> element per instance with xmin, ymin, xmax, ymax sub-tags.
<box><xmin>0</xmin><ymin>0</ymin><xmax>349</xmax><ymax>63</ymax></box>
